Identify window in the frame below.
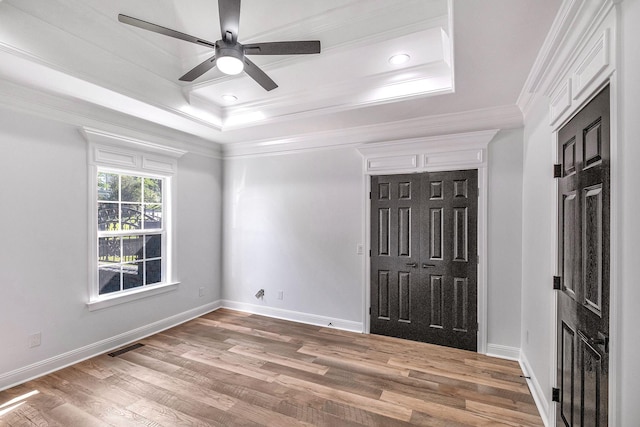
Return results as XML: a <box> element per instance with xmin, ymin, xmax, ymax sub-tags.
<box><xmin>83</xmin><ymin>127</ymin><xmax>185</xmax><ymax>310</ymax></box>
<box><xmin>97</xmin><ymin>172</ymin><xmax>164</xmax><ymax>295</ymax></box>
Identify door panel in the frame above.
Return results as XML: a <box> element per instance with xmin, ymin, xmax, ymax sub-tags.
<box><xmin>429</xmin><ymin>275</ymin><xmax>444</xmax><ymax>328</ymax></box>
<box><xmin>378</xmin><ymin>270</ymin><xmax>390</xmax><ymax>319</ymax></box>
<box><xmin>423</xmin><ymin>170</ymin><xmax>478</xmax><ymax>350</ymax></box>
<box><xmin>453</xmin><ymin>207</ymin><xmax>468</xmax><ymax>261</ymax></box>
<box><xmin>560</xmin><ymin>322</ymin><xmax>576</xmax><ymax>427</ymax></box>
<box><xmin>563</xmin><ymin>192</ymin><xmax>577</xmax><ymax>299</ymax></box>
<box><xmin>370</xmin><ymin>174</ymin><xmax>421</xmax><ymax>338</ymax></box>
<box><xmin>398</xmin><ymin>271</ymin><xmax>411</xmax><ymax>322</ymax></box>
<box><xmin>370</xmin><ymin>170</ymin><xmax>478</xmax><ymax>351</ymax></box>
<box><xmin>430</xmin><ymin>207</ymin><xmax>444</xmax><ymax>259</ymax></box>
<box><xmin>557</xmin><ymin>85</ymin><xmax>609</xmax><ymax>427</ymax></box>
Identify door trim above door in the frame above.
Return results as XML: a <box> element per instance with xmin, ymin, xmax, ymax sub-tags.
<box><xmin>357</xmin><ymin>129</ymin><xmax>498</xmax><ymax>354</ymax></box>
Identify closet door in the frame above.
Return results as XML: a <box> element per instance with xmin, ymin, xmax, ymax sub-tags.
<box><xmin>371</xmin><ymin>169</ymin><xmax>478</xmax><ymax>351</ymax></box>
<box><xmin>370</xmin><ymin>174</ymin><xmax>421</xmax><ymax>339</ymax></box>
<box><xmin>556</xmin><ymin>85</ymin><xmax>610</xmax><ymax>427</ymax></box>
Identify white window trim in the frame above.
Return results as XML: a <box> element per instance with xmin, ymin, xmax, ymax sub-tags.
<box><xmin>82</xmin><ymin>127</ymin><xmax>186</xmax><ymax>311</ymax></box>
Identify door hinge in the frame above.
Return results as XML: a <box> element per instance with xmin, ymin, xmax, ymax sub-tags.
<box><xmin>369</xmin><ymin>191</ymin><xmax>372</xmax><ymax>199</ymax></box>
<box><xmin>369</xmin><ymin>249</ymin><xmax>372</xmax><ymax>257</ymax></box>
<box><xmin>553</xmin><ymin>276</ymin><xmax>562</xmax><ymax>290</ymax></box>
<box><xmin>553</xmin><ymin>164</ymin><xmax>562</xmax><ymax>178</ymax></box>
<box><xmin>552</xmin><ymin>387</ymin><xmax>560</xmax><ymax>403</ymax></box>
<box><xmin>369</xmin><ymin>307</ymin><xmax>371</xmax><ymax>315</ymax></box>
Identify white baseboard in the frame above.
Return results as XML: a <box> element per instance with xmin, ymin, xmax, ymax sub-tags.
<box><xmin>221</xmin><ymin>300</ymin><xmax>363</xmax><ymax>333</ymax></box>
<box><xmin>0</xmin><ymin>301</ymin><xmax>221</xmax><ymax>392</ymax></box>
<box><xmin>486</xmin><ymin>343</ymin><xmax>521</xmax><ymax>361</ymax></box>
<box><xmin>519</xmin><ymin>351</ymin><xmax>550</xmax><ymax>427</ymax></box>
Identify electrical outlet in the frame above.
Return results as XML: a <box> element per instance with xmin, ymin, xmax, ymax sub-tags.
<box><xmin>277</xmin><ymin>290</ymin><xmax>283</xmax><ymax>300</ymax></box>
<box><xmin>199</xmin><ymin>287</ymin><xmax>205</xmax><ymax>297</ymax></box>
<box><xmin>28</xmin><ymin>332</ymin><xmax>41</xmax><ymax>348</ymax></box>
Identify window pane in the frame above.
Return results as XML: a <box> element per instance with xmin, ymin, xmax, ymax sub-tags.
<box><xmin>98</xmin><ymin>202</ymin><xmax>120</xmax><ymax>231</ymax></box>
<box><xmin>122</xmin><ymin>235</ymin><xmax>143</xmax><ymax>262</ymax></box>
<box><xmin>146</xmin><ymin>259</ymin><xmax>162</xmax><ymax>285</ymax></box>
<box><xmin>144</xmin><ymin>204</ymin><xmax>162</xmax><ymax>229</ymax></box>
<box><xmin>99</xmin><ymin>266</ymin><xmax>121</xmax><ymax>294</ymax></box>
<box><xmin>121</xmin><ymin>175</ymin><xmax>142</xmax><ymax>202</ymax></box>
<box><xmin>145</xmin><ymin>234</ymin><xmax>162</xmax><ymax>259</ymax></box>
<box><xmin>144</xmin><ymin>178</ymin><xmax>162</xmax><ymax>203</ymax></box>
<box><xmin>96</xmin><ymin>171</ymin><xmax>168</xmax><ymax>297</ymax></box>
<box><xmin>121</xmin><ymin>204</ymin><xmax>141</xmax><ymax>230</ymax></box>
<box><xmin>123</xmin><ymin>262</ymin><xmax>143</xmax><ymax>289</ymax></box>
<box><xmin>98</xmin><ymin>172</ymin><xmax>119</xmax><ymax>201</ymax></box>
<box><xmin>98</xmin><ymin>237</ymin><xmax>121</xmax><ymax>263</ymax></box>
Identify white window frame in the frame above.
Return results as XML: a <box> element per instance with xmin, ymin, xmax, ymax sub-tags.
<box><xmin>83</xmin><ymin>128</ymin><xmax>186</xmax><ymax>311</ymax></box>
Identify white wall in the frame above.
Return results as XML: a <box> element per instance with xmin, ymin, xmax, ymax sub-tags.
<box><xmin>223</xmin><ymin>135</ymin><xmax>525</xmax><ymax>346</ymax></box>
<box><xmin>222</xmin><ymin>148</ymin><xmax>365</xmax><ymax>328</ymax></box>
<box><xmin>618</xmin><ymin>1</ymin><xmax>640</xmax><ymax>423</ymax></box>
<box><xmin>520</xmin><ymin>96</ymin><xmax>555</xmax><ymax>417</ymax></box>
<box><xmin>0</xmin><ymin>106</ymin><xmax>222</xmax><ymax>388</ymax></box>
<box><xmin>487</xmin><ymin>129</ymin><xmax>524</xmax><ymax>351</ymax></box>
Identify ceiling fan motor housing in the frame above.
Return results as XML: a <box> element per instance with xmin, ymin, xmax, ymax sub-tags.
<box><xmin>215</xmin><ymin>40</ymin><xmax>245</xmax><ymax>75</ymax></box>
<box><xmin>216</xmin><ymin>41</ymin><xmax>243</xmax><ymax>61</ymax></box>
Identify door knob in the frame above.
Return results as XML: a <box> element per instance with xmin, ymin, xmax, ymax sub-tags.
<box><xmin>405</xmin><ymin>262</ymin><xmax>417</xmax><ymax>268</ymax></box>
<box><xmin>422</xmin><ymin>263</ymin><xmax>436</xmax><ymax>268</ymax></box>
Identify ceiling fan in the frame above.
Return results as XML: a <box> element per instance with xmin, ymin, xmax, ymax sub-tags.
<box><xmin>118</xmin><ymin>0</ymin><xmax>321</xmax><ymax>91</ymax></box>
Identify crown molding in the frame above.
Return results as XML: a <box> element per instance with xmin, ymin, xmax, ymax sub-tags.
<box><xmin>517</xmin><ymin>0</ymin><xmax>617</xmax><ymax>119</ymax></box>
<box><xmin>517</xmin><ymin>0</ymin><xmax>583</xmax><ymax>117</ymax></box>
<box><xmin>0</xmin><ymin>79</ymin><xmax>222</xmax><ymax>159</ymax></box>
<box><xmin>222</xmin><ymin>104</ymin><xmax>521</xmax><ymax>158</ymax></box>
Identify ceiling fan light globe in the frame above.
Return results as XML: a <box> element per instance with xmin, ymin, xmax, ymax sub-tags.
<box><xmin>217</xmin><ymin>56</ymin><xmax>244</xmax><ymax>75</ymax></box>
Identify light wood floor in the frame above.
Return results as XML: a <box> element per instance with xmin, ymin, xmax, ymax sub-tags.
<box><xmin>0</xmin><ymin>309</ymin><xmax>543</xmax><ymax>426</ymax></box>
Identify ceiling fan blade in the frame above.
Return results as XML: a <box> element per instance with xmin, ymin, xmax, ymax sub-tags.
<box><xmin>243</xmin><ymin>57</ymin><xmax>277</xmax><ymax>91</ymax></box>
<box><xmin>244</xmin><ymin>41</ymin><xmax>321</xmax><ymax>55</ymax></box>
<box><xmin>118</xmin><ymin>14</ymin><xmax>217</xmax><ymax>49</ymax></box>
<box><xmin>179</xmin><ymin>54</ymin><xmax>217</xmax><ymax>82</ymax></box>
<box><xmin>218</xmin><ymin>0</ymin><xmax>241</xmax><ymax>43</ymax></box>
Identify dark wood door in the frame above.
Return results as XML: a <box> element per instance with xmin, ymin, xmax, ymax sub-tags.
<box><xmin>557</xmin><ymin>85</ymin><xmax>610</xmax><ymax>427</ymax></box>
<box><xmin>370</xmin><ymin>170</ymin><xmax>478</xmax><ymax>351</ymax></box>
<box><xmin>370</xmin><ymin>174</ymin><xmax>421</xmax><ymax>339</ymax></box>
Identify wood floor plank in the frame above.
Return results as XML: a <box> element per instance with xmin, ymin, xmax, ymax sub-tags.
<box><xmin>48</xmin><ymin>403</ymin><xmax>111</xmax><ymax>427</ymax></box>
<box><xmin>228</xmin><ymin>345</ymin><xmax>329</xmax><ymax>376</ymax></box>
<box><xmin>181</xmin><ymin>349</ymin><xmax>278</xmax><ymax>383</ymax></box>
<box><xmin>105</xmin><ymin>374</ymin><xmax>233</xmax><ymax>426</ymax></box>
<box><xmin>465</xmin><ymin>400</ymin><xmax>544</xmax><ymax>427</ymax></box>
<box><xmin>381</xmin><ymin>390</ymin><xmax>513</xmax><ymax>427</ymax></box>
<box><xmin>276</xmin><ymin>375</ymin><xmax>413</xmax><ymax>422</ymax></box>
<box><xmin>1</xmin><ymin>309</ymin><xmax>543</xmax><ymax>426</ymax></box>
<box><xmin>389</xmin><ymin>357</ymin><xmax>530</xmax><ymax>394</ymax></box>
<box><xmin>126</xmin><ymin>398</ymin><xmax>218</xmax><ymax>427</ymax></box>
<box><xmin>102</xmin><ymin>355</ymin><xmax>237</xmax><ymax>412</ymax></box>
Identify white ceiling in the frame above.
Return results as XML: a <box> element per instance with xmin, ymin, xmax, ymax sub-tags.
<box><xmin>0</xmin><ymin>0</ymin><xmax>561</xmax><ymax>148</ymax></box>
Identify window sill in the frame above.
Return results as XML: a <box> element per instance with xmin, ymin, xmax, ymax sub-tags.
<box><xmin>86</xmin><ymin>282</ymin><xmax>179</xmax><ymax>312</ymax></box>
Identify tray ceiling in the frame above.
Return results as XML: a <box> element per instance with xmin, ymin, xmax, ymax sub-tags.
<box><xmin>0</xmin><ymin>0</ymin><xmax>560</xmax><ymax>147</ymax></box>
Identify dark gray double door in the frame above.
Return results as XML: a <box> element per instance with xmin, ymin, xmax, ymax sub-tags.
<box><xmin>370</xmin><ymin>170</ymin><xmax>478</xmax><ymax>351</ymax></box>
